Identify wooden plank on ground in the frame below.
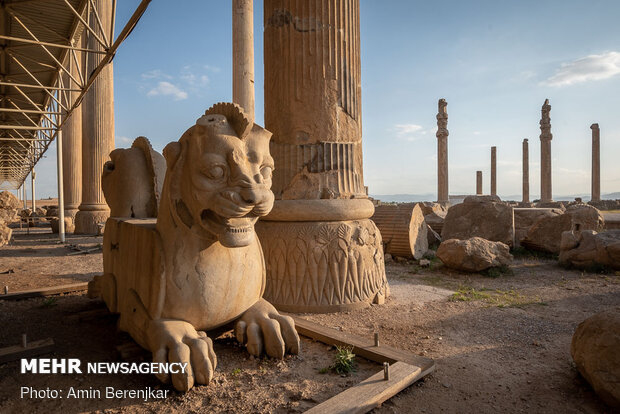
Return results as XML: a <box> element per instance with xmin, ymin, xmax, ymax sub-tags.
<box><xmin>305</xmin><ymin>361</ymin><xmax>421</xmax><ymax>414</ymax></box>
<box><xmin>291</xmin><ymin>316</ymin><xmax>435</xmax><ymax>374</ymax></box>
<box><xmin>0</xmin><ymin>282</ymin><xmax>89</xmax><ymax>301</ymax></box>
<box><xmin>0</xmin><ymin>338</ymin><xmax>55</xmax><ymax>364</ymax></box>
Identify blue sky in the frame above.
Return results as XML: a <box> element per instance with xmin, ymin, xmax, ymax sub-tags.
<box><xmin>32</xmin><ymin>0</ymin><xmax>620</xmax><ymax>200</ymax></box>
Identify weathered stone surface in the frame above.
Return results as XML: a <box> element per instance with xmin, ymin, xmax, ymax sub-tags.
<box><xmin>372</xmin><ymin>203</ymin><xmax>428</xmax><ymax>259</ymax></box>
<box><xmin>50</xmin><ymin>217</ymin><xmax>75</xmax><ymax>234</ymax></box>
<box><xmin>427</xmin><ymin>224</ymin><xmax>441</xmax><ymax>247</ymax></box>
<box><xmin>559</xmin><ymin>230</ymin><xmax>620</xmax><ymax>270</ymax></box>
<box><xmin>97</xmin><ymin>103</ymin><xmax>298</xmax><ymax>392</ymax></box>
<box><xmin>571</xmin><ymin>308</ymin><xmax>620</xmax><ymax>408</ymax></box>
<box><xmin>514</xmin><ymin>208</ymin><xmax>563</xmax><ymax>247</ymax></box>
<box><xmin>441</xmin><ymin>195</ymin><xmax>514</xmax><ymax>247</ymax></box>
<box><xmin>436</xmin><ymin>99</ymin><xmax>449</xmax><ymax>204</ymax></box>
<box><xmin>424</xmin><ymin>210</ymin><xmax>446</xmax><ymax>235</ymax></box>
<box><xmin>437</xmin><ymin>237</ymin><xmax>513</xmax><ymax>272</ymax></box>
<box><xmin>34</xmin><ymin>207</ymin><xmax>47</xmax><ymax>217</ymax></box>
<box><xmin>419</xmin><ymin>201</ymin><xmax>448</xmax><ymax>217</ymax></box>
<box><xmin>102</xmin><ymin>137</ymin><xmax>165</xmax><ymax>218</ymax></box>
<box><xmin>522</xmin><ymin>204</ymin><xmax>605</xmax><ymax>253</ymax></box>
<box><xmin>0</xmin><ymin>191</ymin><xmax>20</xmax><ymax>211</ymax></box>
<box><xmin>0</xmin><ymin>225</ymin><xmax>11</xmax><ymax>247</ymax></box>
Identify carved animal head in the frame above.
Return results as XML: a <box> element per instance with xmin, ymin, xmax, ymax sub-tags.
<box><xmin>162</xmin><ymin>103</ymin><xmax>275</xmax><ymax>247</ymax></box>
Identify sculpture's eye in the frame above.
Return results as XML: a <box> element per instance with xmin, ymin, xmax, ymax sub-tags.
<box><xmin>260</xmin><ymin>165</ymin><xmax>273</xmax><ymax>180</ymax></box>
<box><xmin>205</xmin><ymin>165</ymin><xmax>225</xmax><ymax>180</ymax></box>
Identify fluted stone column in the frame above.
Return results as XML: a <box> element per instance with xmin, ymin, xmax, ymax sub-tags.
<box><xmin>591</xmin><ymin>123</ymin><xmax>600</xmax><ymax>202</ymax></box>
<box><xmin>75</xmin><ymin>0</ymin><xmax>114</xmax><ymax>234</ymax></box>
<box><xmin>61</xmin><ymin>48</ymin><xmax>82</xmax><ymax>229</ymax></box>
<box><xmin>490</xmin><ymin>146</ymin><xmax>497</xmax><ymax>196</ymax></box>
<box><xmin>258</xmin><ymin>0</ymin><xmax>387</xmax><ymax>313</ymax></box>
<box><xmin>522</xmin><ymin>139</ymin><xmax>529</xmax><ymax>203</ymax></box>
<box><xmin>539</xmin><ymin>99</ymin><xmax>553</xmax><ymax>203</ymax></box>
<box><xmin>232</xmin><ymin>0</ymin><xmax>254</xmax><ymax>122</ymax></box>
<box><xmin>31</xmin><ymin>170</ymin><xmax>35</xmax><ymax>210</ymax></box>
<box><xmin>436</xmin><ymin>99</ymin><xmax>449</xmax><ymax>204</ymax></box>
<box><xmin>476</xmin><ymin>171</ymin><xmax>482</xmax><ymax>195</ymax></box>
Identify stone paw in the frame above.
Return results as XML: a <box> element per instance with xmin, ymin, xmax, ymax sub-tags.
<box><xmin>235</xmin><ymin>298</ymin><xmax>300</xmax><ymax>359</ymax></box>
<box><xmin>147</xmin><ymin>319</ymin><xmax>217</xmax><ymax>391</ymax></box>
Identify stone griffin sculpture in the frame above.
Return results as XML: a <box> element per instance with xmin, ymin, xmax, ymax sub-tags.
<box><xmin>97</xmin><ymin>103</ymin><xmax>300</xmax><ymax>391</ymax></box>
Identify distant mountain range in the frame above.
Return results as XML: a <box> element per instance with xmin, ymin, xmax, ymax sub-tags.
<box><xmin>371</xmin><ymin>192</ymin><xmax>620</xmax><ymax>203</ymax></box>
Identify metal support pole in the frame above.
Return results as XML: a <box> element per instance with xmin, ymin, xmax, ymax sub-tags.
<box><xmin>56</xmin><ymin>129</ymin><xmax>66</xmax><ymax>243</ymax></box>
<box><xmin>31</xmin><ymin>169</ymin><xmax>36</xmax><ymax>211</ymax></box>
<box><xmin>23</xmin><ymin>185</ymin><xmax>27</xmax><ymax>209</ymax></box>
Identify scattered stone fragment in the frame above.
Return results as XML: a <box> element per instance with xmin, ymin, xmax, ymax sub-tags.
<box><xmin>437</xmin><ymin>237</ymin><xmax>513</xmax><ymax>272</ymax></box>
<box><xmin>559</xmin><ymin>230</ymin><xmax>620</xmax><ymax>270</ymax></box>
<box><xmin>571</xmin><ymin>308</ymin><xmax>620</xmax><ymax>408</ymax></box>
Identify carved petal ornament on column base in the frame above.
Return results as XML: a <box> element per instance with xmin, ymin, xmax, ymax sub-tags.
<box><xmin>257</xmin><ymin>212</ymin><xmax>388</xmax><ymax>313</ymax></box>
<box><xmin>74</xmin><ymin>207</ymin><xmax>110</xmax><ymax>234</ymax></box>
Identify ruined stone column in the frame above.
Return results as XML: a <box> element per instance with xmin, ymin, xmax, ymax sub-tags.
<box><xmin>232</xmin><ymin>0</ymin><xmax>254</xmax><ymax>121</ymax></box>
<box><xmin>258</xmin><ymin>0</ymin><xmax>387</xmax><ymax>313</ymax></box>
<box><xmin>61</xmin><ymin>47</ymin><xmax>82</xmax><ymax>229</ymax></box>
<box><xmin>75</xmin><ymin>0</ymin><xmax>114</xmax><ymax>234</ymax></box>
<box><xmin>31</xmin><ymin>169</ymin><xmax>35</xmax><ymax>210</ymax></box>
<box><xmin>476</xmin><ymin>171</ymin><xmax>482</xmax><ymax>195</ymax></box>
<box><xmin>491</xmin><ymin>146</ymin><xmax>497</xmax><ymax>196</ymax></box>
<box><xmin>522</xmin><ymin>139</ymin><xmax>529</xmax><ymax>203</ymax></box>
<box><xmin>591</xmin><ymin>123</ymin><xmax>600</xmax><ymax>202</ymax></box>
<box><xmin>436</xmin><ymin>99</ymin><xmax>449</xmax><ymax>204</ymax></box>
<box><xmin>539</xmin><ymin>99</ymin><xmax>553</xmax><ymax>202</ymax></box>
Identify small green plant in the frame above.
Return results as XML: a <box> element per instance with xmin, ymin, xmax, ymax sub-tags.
<box><xmin>320</xmin><ymin>346</ymin><xmax>357</xmax><ymax>375</ymax></box>
<box><xmin>231</xmin><ymin>368</ymin><xmax>242</xmax><ymax>377</ymax></box>
<box><xmin>41</xmin><ymin>297</ymin><xmax>58</xmax><ymax>308</ymax></box>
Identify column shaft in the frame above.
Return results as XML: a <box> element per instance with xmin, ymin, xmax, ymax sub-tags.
<box><xmin>75</xmin><ymin>0</ymin><xmax>114</xmax><ymax>234</ymax></box>
<box><xmin>591</xmin><ymin>124</ymin><xmax>600</xmax><ymax>202</ymax></box>
<box><xmin>436</xmin><ymin>99</ymin><xmax>449</xmax><ymax>204</ymax></box>
<box><xmin>232</xmin><ymin>0</ymin><xmax>255</xmax><ymax>121</ymax></box>
<box><xmin>476</xmin><ymin>171</ymin><xmax>482</xmax><ymax>195</ymax></box>
<box><xmin>522</xmin><ymin>139</ymin><xmax>529</xmax><ymax>203</ymax></box>
<box><xmin>491</xmin><ymin>146</ymin><xmax>497</xmax><ymax>196</ymax></box>
<box><xmin>539</xmin><ymin>99</ymin><xmax>553</xmax><ymax>202</ymax></box>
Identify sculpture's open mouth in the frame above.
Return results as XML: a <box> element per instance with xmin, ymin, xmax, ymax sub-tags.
<box><xmin>200</xmin><ymin>209</ymin><xmax>257</xmax><ymax>246</ymax></box>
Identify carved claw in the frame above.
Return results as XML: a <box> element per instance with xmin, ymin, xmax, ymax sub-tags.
<box><xmin>148</xmin><ymin>319</ymin><xmax>217</xmax><ymax>391</ymax></box>
<box><xmin>235</xmin><ymin>298</ymin><xmax>300</xmax><ymax>359</ymax></box>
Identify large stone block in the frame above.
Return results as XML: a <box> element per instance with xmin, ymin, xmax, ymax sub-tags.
<box><xmin>571</xmin><ymin>308</ymin><xmax>620</xmax><ymax>408</ymax></box>
<box><xmin>372</xmin><ymin>203</ymin><xmax>428</xmax><ymax>259</ymax></box>
<box><xmin>559</xmin><ymin>230</ymin><xmax>620</xmax><ymax>270</ymax></box>
<box><xmin>522</xmin><ymin>204</ymin><xmax>604</xmax><ymax>254</ymax></box>
<box><xmin>441</xmin><ymin>195</ymin><xmax>513</xmax><ymax>247</ymax></box>
<box><xmin>437</xmin><ymin>237</ymin><xmax>512</xmax><ymax>272</ymax></box>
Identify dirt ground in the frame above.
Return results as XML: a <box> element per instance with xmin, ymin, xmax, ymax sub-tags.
<box><xmin>1</xmin><ymin>225</ymin><xmax>619</xmax><ymax>413</ymax></box>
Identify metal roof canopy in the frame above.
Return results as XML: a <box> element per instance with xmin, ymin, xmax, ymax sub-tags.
<box><xmin>0</xmin><ymin>0</ymin><xmax>150</xmax><ymax>190</ymax></box>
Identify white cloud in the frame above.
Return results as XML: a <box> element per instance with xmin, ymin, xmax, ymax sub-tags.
<box><xmin>180</xmin><ymin>66</ymin><xmax>209</xmax><ymax>87</ymax></box>
<box><xmin>141</xmin><ymin>69</ymin><xmax>171</xmax><ymax>80</ymax></box>
<box><xmin>542</xmin><ymin>51</ymin><xmax>620</xmax><ymax>87</ymax></box>
<box><xmin>394</xmin><ymin>124</ymin><xmax>436</xmax><ymax>141</ymax></box>
<box><xmin>116</xmin><ymin>135</ymin><xmax>132</xmax><ymax>145</ymax></box>
<box><xmin>146</xmin><ymin>81</ymin><xmax>188</xmax><ymax>101</ymax></box>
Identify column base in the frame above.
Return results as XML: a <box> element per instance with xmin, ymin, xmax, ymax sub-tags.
<box><xmin>256</xmin><ymin>217</ymin><xmax>388</xmax><ymax>313</ymax></box>
<box><xmin>75</xmin><ymin>207</ymin><xmax>110</xmax><ymax>235</ymax></box>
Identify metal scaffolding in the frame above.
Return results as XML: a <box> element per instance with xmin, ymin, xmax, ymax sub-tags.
<box><xmin>0</xmin><ymin>0</ymin><xmax>150</xmax><ymax>190</ymax></box>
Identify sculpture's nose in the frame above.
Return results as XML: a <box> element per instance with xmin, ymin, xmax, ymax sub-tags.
<box><xmin>239</xmin><ymin>187</ymin><xmax>259</xmax><ymax>204</ymax></box>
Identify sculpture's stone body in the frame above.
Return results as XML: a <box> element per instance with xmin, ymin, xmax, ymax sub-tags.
<box><xmin>591</xmin><ymin>124</ymin><xmax>600</xmax><ymax>202</ymax></box>
<box><xmin>436</xmin><ymin>99</ymin><xmax>449</xmax><ymax>204</ymax></box>
<box><xmin>0</xmin><ymin>191</ymin><xmax>19</xmax><ymax>247</ymax></box>
<box><xmin>102</xmin><ymin>137</ymin><xmax>166</xmax><ymax>218</ymax></box>
<box><xmin>539</xmin><ymin>99</ymin><xmax>553</xmax><ymax>203</ymax></box>
<box><xmin>522</xmin><ymin>139</ymin><xmax>529</xmax><ymax>204</ymax></box>
<box><xmin>258</xmin><ymin>0</ymin><xmax>387</xmax><ymax>313</ymax></box>
<box><xmin>98</xmin><ymin>103</ymin><xmax>299</xmax><ymax>392</ymax></box>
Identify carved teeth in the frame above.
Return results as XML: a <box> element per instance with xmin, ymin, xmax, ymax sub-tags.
<box><xmin>228</xmin><ymin>227</ymin><xmax>251</xmax><ymax>234</ymax></box>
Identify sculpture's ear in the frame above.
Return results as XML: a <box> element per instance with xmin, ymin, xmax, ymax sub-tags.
<box><xmin>162</xmin><ymin>141</ymin><xmax>181</xmax><ymax>170</ymax></box>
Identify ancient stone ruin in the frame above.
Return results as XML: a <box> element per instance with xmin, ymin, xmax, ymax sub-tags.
<box><xmin>436</xmin><ymin>99</ymin><xmax>449</xmax><ymax>204</ymax></box>
<box><xmin>539</xmin><ymin>99</ymin><xmax>553</xmax><ymax>203</ymax></box>
<box><xmin>96</xmin><ymin>103</ymin><xmax>299</xmax><ymax>391</ymax></box>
